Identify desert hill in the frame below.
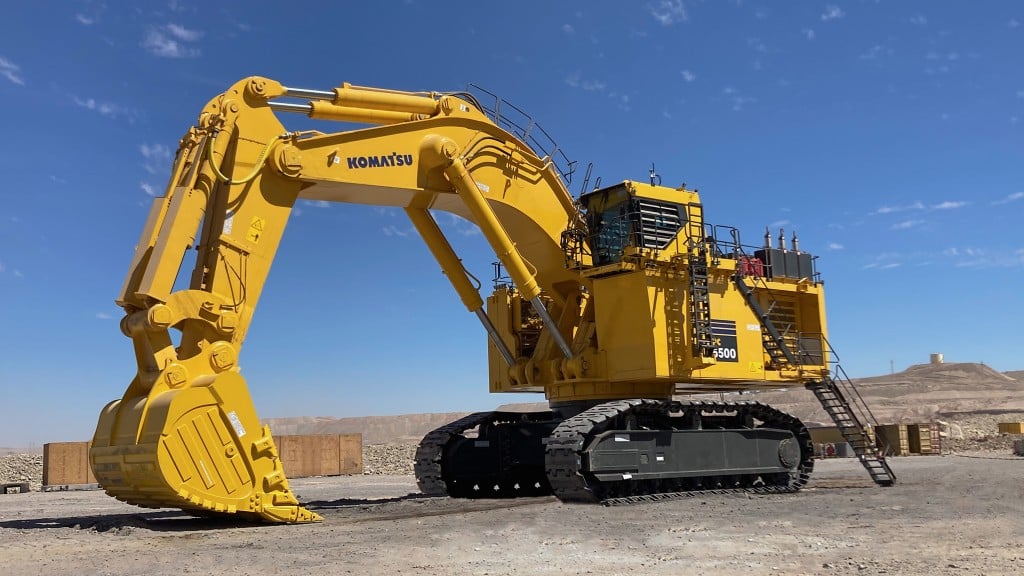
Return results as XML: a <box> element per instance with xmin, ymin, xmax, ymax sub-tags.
<box><xmin>263</xmin><ymin>362</ymin><xmax>1024</xmax><ymax>443</ymax></box>
<box><xmin>738</xmin><ymin>362</ymin><xmax>1024</xmax><ymax>426</ymax></box>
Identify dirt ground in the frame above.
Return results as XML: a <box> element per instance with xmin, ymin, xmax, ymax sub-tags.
<box><xmin>1</xmin><ymin>454</ymin><xmax>1022</xmax><ymax>576</ymax></box>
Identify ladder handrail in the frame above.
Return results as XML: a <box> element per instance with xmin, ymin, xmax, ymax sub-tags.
<box><xmin>799</xmin><ymin>332</ymin><xmax>884</xmax><ymax>429</ymax></box>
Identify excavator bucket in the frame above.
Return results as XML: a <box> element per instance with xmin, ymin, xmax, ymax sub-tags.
<box><xmin>90</xmin><ymin>371</ymin><xmax>321</xmax><ymax>523</ymax></box>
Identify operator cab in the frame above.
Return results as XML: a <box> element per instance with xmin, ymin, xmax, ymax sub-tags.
<box><xmin>579</xmin><ymin>180</ymin><xmax>693</xmax><ymax>266</ymax></box>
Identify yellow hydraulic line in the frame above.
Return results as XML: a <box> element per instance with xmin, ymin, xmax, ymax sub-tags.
<box><xmin>440</xmin><ymin>148</ymin><xmax>574</xmax><ymax>359</ymax></box>
<box><xmin>405</xmin><ymin>208</ymin><xmax>516</xmax><ymax>366</ymax></box>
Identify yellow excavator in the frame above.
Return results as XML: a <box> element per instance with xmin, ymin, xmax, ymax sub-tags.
<box><xmin>89</xmin><ymin>76</ymin><xmax>894</xmax><ymax>523</ymax></box>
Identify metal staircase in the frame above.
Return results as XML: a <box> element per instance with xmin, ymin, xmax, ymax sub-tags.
<box><xmin>731</xmin><ymin>275</ymin><xmax>797</xmax><ymax>367</ymax></box>
<box><xmin>727</xmin><ymin>245</ymin><xmax>896</xmax><ymax>486</ymax></box>
<box><xmin>685</xmin><ymin>204</ymin><xmax>713</xmax><ymax>359</ymax></box>
<box><xmin>807</xmin><ymin>366</ymin><xmax>897</xmax><ymax>486</ymax></box>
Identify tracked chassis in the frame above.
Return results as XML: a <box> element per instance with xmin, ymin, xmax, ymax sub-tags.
<box><xmin>414</xmin><ymin>399</ymin><xmax>813</xmax><ymax>504</ymax></box>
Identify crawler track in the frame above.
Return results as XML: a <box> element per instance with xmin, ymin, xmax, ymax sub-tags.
<box><xmin>416</xmin><ymin>400</ymin><xmax>813</xmax><ymax>505</ymax></box>
<box><xmin>414</xmin><ymin>410</ymin><xmax>557</xmax><ymax>498</ymax></box>
<box><xmin>545</xmin><ymin>399</ymin><xmax>814</xmax><ymax>504</ymax></box>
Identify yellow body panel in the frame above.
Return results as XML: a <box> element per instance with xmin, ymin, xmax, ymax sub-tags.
<box><xmin>92</xmin><ymin>75</ymin><xmax>834</xmax><ymax>522</ymax></box>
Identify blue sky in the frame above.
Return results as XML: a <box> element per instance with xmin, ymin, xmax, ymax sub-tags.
<box><xmin>0</xmin><ymin>2</ymin><xmax>1021</xmax><ymax>447</ymax></box>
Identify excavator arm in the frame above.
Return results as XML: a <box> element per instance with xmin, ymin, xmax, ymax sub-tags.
<box><xmin>90</xmin><ymin>76</ymin><xmax>587</xmax><ymax>522</ymax></box>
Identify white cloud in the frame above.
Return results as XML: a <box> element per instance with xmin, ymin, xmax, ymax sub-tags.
<box><xmin>142</xmin><ymin>25</ymin><xmax>202</xmax><ymax>58</ymax></box>
<box><xmin>562</xmin><ymin>24</ymin><xmax>574</xmax><ymax>34</ymax></box>
<box><xmin>96</xmin><ymin>312</ymin><xmax>114</xmax><ymax>320</ymax></box>
<box><xmin>931</xmin><ymin>200</ymin><xmax>967</xmax><ymax>210</ymax></box>
<box><xmin>747</xmin><ymin>37</ymin><xmax>767</xmax><ymax>53</ymax></box>
<box><xmin>0</xmin><ymin>261</ymin><xmax>5</xmax><ymax>273</ymax></box>
<box><xmin>304</xmin><ymin>200</ymin><xmax>330</xmax><ymax>208</ymax></box>
<box><xmin>827</xmin><ymin>242</ymin><xmax>844</xmax><ymax>251</ymax></box>
<box><xmin>382</xmin><ymin>224</ymin><xmax>413</xmax><ymax>237</ymax></box>
<box><xmin>909</xmin><ymin>14</ymin><xmax>927</xmax><ymax>26</ymax></box>
<box><xmin>0</xmin><ymin>56</ymin><xmax>25</xmax><ymax>85</ymax></box>
<box><xmin>439</xmin><ymin>213</ymin><xmax>482</xmax><ymax>237</ymax></box>
<box><xmin>1017</xmin><ymin>90</ymin><xmax>1024</xmax><ymax>99</ymax></box>
<box><xmin>872</xmin><ymin>201</ymin><xmax>924</xmax><ymax>215</ymax></box>
<box><xmin>721</xmin><ymin>86</ymin><xmax>756</xmax><ymax>111</ymax></box>
<box><xmin>73</xmin><ymin>96</ymin><xmax>139</xmax><ymax>122</ymax></box>
<box><xmin>992</xmin><ymin>191</ymin><xmax>1024</xmax><ymax>205</ymax></box>
<box><xmin>860</xmin><ymin>45</ymin><xmax>893</xmax><ymax>60</ymax></box>
<box><xmin>863</xmin><ymin>262</ymin><xmax>900</xmax><ymax>270</ymax></box>
<box><xmin>649</xmin><ymin>1</ymin><xmax>687</xmax><ymax>25</ymax></box>
<box><xmin>140</xmin><ymin>182</ymin><xmax>159</xmax><ymax>197</ymax></box>
<box><xmin>565</xmin><ymin>72</ymin><xmax>606</xmax><ymax>92</ymax></box>
<box><xmin>140</xmin><ymin>143</ymin><xmax>172</xmax><ymax>174</ymax></box>
<box><xmin>75</xmin><ymin>14</ymin><xmax>95</xmax><ymax>25</ymax></box>
<box><xmin>13</xmin><ymin>269</ymin><xmax>22</xmax><ymax>278</ymax></box>
<box><xmin>50</xmin><ymin>175</ymin><xmax>67</xmax><ymax>184</ymax></box>
<box><xmin>821</xmin><ymin>5</ymin><xmax>844</xmax><ymax>21</ymax></box>
<box><xmin>166</xmin><ymin>24</ymin><xmax>202</xmax><ymax>42</ymax></box>
<box><xmin>1009</xmin><ymin>19</ymin><xmax>1020</xmax><ymax>28</ymax></box>
<box><xmin>943</xmin><ymin>247</ymin><xmax>982</xmax><ymax>257</ymax></box>
<box><xmin>802</xmin><ymin>28</ymin><xmax>815</xmax><ymax>40</ymax></box>
<box><xmin>681</xmin><ymin>69</ymin><xmax>696</xmax><ymax>82</ymax></box>
<box><xmin>769</xmin><ymin>219</ymin><xmax>790</xmax><ymax>228</ymax></box>
<box><xmin>945</xmin><ymin>246</ymin><xmax>1024</xmax><ymax>269</ymax></box>
<box><xmin>891</xmin><ymin>219</ymin><xmax>924</xmax><ymax>230</ymax></box>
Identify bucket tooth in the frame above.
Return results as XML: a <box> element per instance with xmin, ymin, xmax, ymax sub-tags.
<box><xmin>90</xmin><ymin>371</ymin><xmax>321</xmax><ymax>523</ymax></box>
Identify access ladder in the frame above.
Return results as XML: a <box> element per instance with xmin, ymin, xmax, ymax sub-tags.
<box><xmin>807</xmin><ymin>372</ymin><xmax>897</xmax><ymax>486</ymax></box>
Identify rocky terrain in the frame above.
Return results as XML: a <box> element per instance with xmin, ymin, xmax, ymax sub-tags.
<box><xmin>2</xmin><ymin>456</ymin><xmax>1023</xmax><ymax>576</ymax></box>
<box><xmin>0</xmin><ymin>454</ymin><xmax>42</xmax><ymax>492</ymax></box>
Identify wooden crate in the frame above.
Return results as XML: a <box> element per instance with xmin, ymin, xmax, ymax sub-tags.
<box><xmin>43</xmin><ymin>442</ymin><xmax>97</xmax><ymax>486</ymax></box>
<box><xmin>997</xmin><ymin>422</ymin><xmax>1024</xmax><ymax>434</ymax></box>
<box><xmin>907</xmin><ymin>423</ymin><xmax>937</xmax><ymax>455</ymax></box>
<box><xmin>875</xmin><ymin>424</ymin><xmax>909</xmax><ymax>456</ymax></box>
<box><xmin>930</xmin><ymin>425</ymin><xmax>942</xmax><ymax>455</ymax></box>
<box><xmin>808</xmin><ymin>425</ymin><xmax>875</xmax><ymax>446</ymax></box>
<box><xmin>274</xmin><ymin>434</ymin><xmax>362</xmax><ymax>478</ymax></box>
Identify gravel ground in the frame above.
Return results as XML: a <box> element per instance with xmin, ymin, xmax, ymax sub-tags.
<box><xmin>1</xmin><ymin>456</ymin><xmax>1023</xmax><ymax>576</ymax></box>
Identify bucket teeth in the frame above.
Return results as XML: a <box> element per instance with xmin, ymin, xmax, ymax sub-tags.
<box><xmin>90</xmin><ymin>371</ymin><xmax>321</xmax><ymax>523</ymax></box>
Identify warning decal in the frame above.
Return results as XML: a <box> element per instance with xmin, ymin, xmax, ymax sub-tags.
<box><xmin>246</xmin><ymin>216</ymin><xmax>265</xmax><ymax>244</ymax></box>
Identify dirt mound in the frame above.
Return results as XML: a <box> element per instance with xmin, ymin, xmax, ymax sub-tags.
<box><xmin>1004</xmin><ymin>370</ymin><xmax>1024</xmax><ymax>382</ymax></box>
<box><xmin>744</xmin><ymin>362</ymin><xmax>1024</xmax><ymax>426</ymax></box>
<box><xmin>263</xmin><ymin>412</ymin><xmax>473</xmax><ymax>445</ymax></box>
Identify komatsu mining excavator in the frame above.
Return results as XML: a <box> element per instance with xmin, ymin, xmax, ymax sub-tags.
<box><xmin>89</xmin><ymin>76</ymin><xmax>895</xmax><ymax>523</ymax></box>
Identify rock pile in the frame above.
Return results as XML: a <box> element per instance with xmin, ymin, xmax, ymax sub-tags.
<box><xmin>944</xmin><ymin>412</ymin><xmax>1024</xmax><ymax>454</ymax></box>
<box><xmin>362</xmin><ymin>444</ymin><xmax>416</xmax><ymax>475</ymax></box>
<box><xmin>0</xmin><ymin>454</ymin><xmax>43</xmax><ymax>492</ymax></box>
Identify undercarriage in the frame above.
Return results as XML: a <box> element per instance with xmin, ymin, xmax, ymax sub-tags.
<box><xmin>414</xmin><ymin>399</ymin><xmax>814</xmax><ymax>504</ymax></box>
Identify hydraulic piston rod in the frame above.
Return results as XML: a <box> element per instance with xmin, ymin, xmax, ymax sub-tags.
<box><xmin>435</xmin><ymin>140</ymin><xmax>574</xmax><ymax>359</ymax></box>
<box><xmin>405</xmin><ymin>208</ymin><xmax>516</xmax><ymax>366</ymax></box>
<box><xmin>282</xmin><ymin>86</ymin><xmax>335</xmax><ymax>100</ymax></box>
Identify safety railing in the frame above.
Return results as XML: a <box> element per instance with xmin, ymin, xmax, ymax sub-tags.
<box><xmin>465</xmin><ymin>84</ymin><xmax>577</xmax><ymax>185</ymax></box>
<box><xmin>799</xmin><ymin>333</ymin><xmax>884</xmax><ymax>429</ymax></box>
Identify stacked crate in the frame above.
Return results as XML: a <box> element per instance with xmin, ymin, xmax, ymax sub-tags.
<box><xmin>43</xmin><ymin>433</ymin><xmax>363</xmax><ymax>489</ymax></box>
